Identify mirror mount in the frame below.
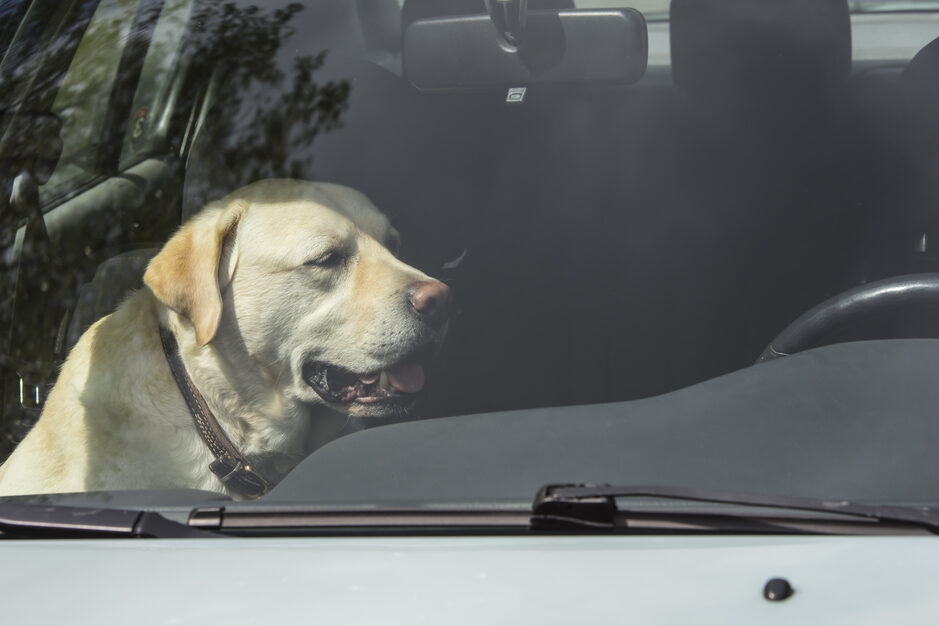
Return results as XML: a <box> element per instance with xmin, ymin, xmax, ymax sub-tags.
<box><xmin>486</xmin><ymin>0</ymin><xmax>529</xmax><ymax>46</ymax></box>
<box><xmin>404</xmin><ymin>8</ymin><xmax>648</xmax><ymax>94</ymax></box>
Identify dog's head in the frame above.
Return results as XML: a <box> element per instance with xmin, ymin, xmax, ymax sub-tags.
<box><xmin>144</xmin><ymin>179</ymin><xmax>451</xmax><ymax>419</ymax></box>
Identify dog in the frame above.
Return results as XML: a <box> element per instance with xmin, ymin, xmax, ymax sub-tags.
<box><xmin>0</xmin><ymin>180</ymin><xmax>451</xmax><ymax>498</ymax></box>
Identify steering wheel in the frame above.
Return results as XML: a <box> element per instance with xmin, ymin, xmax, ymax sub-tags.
<box><xmin>757</xmin><ymin>273</ymin><xmax>939</xmax><ymax>363</ymax></box>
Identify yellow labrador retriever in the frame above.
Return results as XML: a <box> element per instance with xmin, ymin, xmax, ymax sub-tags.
<box><xmin>0</xmin><ymin>180</ymin><xmax>451</xmax><ymax>498</ymax></box>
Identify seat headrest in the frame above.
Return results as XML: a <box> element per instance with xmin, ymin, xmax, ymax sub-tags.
<box><xmin>291</xmin><ymin>0</ymin><xmax>367</xmax><ymax>58</ymax></box>
<box><xmin>358</xmin><ymin>0</ymin><xmax>402</xmax><ymax>56</ymax></box>
<box><xmin>902</xmin><ymin>36</ymin><xmax>939</xmax><ymax>153</ymax></box>
<box><xmin>903</xmin><ymin>36</ymin><xmax>939</xmax><ymax>108</ymax></box>
<box><xmin>670</xmin><ymin>0</ymin><xmax>851</xmax><ymax>101</ymax></box>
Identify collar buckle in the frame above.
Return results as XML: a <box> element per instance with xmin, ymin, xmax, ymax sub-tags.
<box><xmin>160</xmin><ymin>326</ymin><xmax>272</xmax><ymax>499</ymax></box>
<box><xmin>209</xmin><ymin>456</ymin><xmax>272</xmax><ymax>499</ymax></box>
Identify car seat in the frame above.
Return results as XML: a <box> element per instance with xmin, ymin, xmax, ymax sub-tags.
<box><xmin>656</xmin><ymin>0</ymin><xmax>858</xmax><ymax>373</ymax></box>
<box><xmin>64</xmin><ymin>248</ymin><xmax>156</xmax><ymax>351</ymax></box>
<box><xmin>898</xmin><ymin>36</ymin><xmax>939</xmax><ymax>270</ymax></box>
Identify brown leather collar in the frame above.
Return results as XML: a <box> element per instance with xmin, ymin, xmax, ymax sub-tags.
<box><xmin>159</xmin><ymin>326</ymin><xmax>272</xmax><ymax>499</ymax></box>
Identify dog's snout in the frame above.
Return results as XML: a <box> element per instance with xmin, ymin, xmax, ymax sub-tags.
<box><xmin>408</xmin><ymin>280</ymin><xmax>452</xmax><ymax>325</ymax></box>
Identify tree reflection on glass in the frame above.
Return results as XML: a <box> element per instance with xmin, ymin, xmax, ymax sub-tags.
<box><xmin>188</xmin><ymin>2</ymin><xmax>351</xmax><ymax>187</ymax></box>
<box><xmin>0</xmin><ymin>0</ymin><xmax>352</xmax><ymax>459</ymax></box>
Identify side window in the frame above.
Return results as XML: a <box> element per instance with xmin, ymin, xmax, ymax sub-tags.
<box><xmin>0</xmin><ymin>1</ymin><xmax>31</xmax><ymax>60</ymax></box>
<box><xmin>39</xmin><ymin>0</ymin><xmax>142</xmax><ymax>204</ymax></box>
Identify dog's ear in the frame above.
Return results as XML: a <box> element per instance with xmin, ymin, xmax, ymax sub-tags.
<box><xmin>144</xmin><ymin>200</ymin><xmax>248</xmax><ymax>346</ymax></box>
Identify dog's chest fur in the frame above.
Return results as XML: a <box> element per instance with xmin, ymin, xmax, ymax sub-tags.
<box><xmin>0</xmin><ymin>290</ymin><xmax>315</xmax><ymax>498</ymax></box>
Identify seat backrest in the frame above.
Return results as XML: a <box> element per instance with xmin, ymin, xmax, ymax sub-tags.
<box><xmin>670</xmin><ymin>0</ymin><xmax>851</xmax><ymax>115</ymax></box>
<box><xmin>65</xmin><ymin>248</ymin><xmax>157</xmax><ymax>352</ymax></box>
<box><xmin>902</xmin><ymin>36</ymin><xmax>939</xmax><ymax>161</ymax></box>
<box><xmin>619</xmin><ymin>0</ymin><xmax>864</xmax><ymax>380</ymax></box>
<box><xmin>893</xmin><ymin>36</ymin><xmax>939</xmax><ymax>271</ymax></box>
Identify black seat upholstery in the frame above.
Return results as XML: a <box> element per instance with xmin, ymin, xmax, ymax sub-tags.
<box><xmin>903</xmin><ymin>36</ymin><xmax>939</xmax><ymax>110</ymax></box>
<box><xmin>65</xmin><ymin>248</ymin><xmax>157</xmax><ymax>352</ymax></box>
<box><xmin>897</xmin><ymin>36</ymin><xmax>939</xmax><ymax>268</ymax></box>
<box><xmin>902</xmin><ymin>36</ymin><xmax>939</xmax><ymax>175</ymax></box>
<box><xmin>670</xmin><ymin>0</ymin><xmax>851</xmax><ymax>112</ymax></box>
<box><xmin>585</xmin><ymin>0</ymin><xmax>860</xmax><ymax>391</ymax></box>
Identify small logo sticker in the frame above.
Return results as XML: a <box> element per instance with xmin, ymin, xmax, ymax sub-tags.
<box><xmin>506</xmin><ymin>87</ymin><xmax>527</xmax><ymax>104</ymax></box>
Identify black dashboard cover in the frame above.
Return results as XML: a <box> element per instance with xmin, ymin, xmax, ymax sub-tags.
<box><xmin>267</xmin><ymin>339</ymin><xmax>939</xmax><ymax>506</ymax></box>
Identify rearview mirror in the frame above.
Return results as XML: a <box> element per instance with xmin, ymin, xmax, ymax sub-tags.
<box><xmin>403</xmin><ymin>9</ymin><xmax>648</xmax><ymax>93</ymax></box>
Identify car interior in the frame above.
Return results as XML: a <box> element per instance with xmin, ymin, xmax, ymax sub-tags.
<box><xmin>1</xmin><ymin>0</ymin><xmax>939</xmax><ymax>459</ymax></box>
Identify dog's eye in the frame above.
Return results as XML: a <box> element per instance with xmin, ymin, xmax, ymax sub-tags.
<box><xmin>304</xmin><ymin>250</ymin><xmax>344</xmax><ymax>268</ymax></box>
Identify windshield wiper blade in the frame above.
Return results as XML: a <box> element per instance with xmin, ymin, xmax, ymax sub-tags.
<box><xmin>531</xmin><ymin>484</ymin><xmax>939</xmax><ymax>534</ymax></box>
<box><xmin>0</xmin><ymin>502</ymin><xmax>218</xmax><ymax>539</ymax></box>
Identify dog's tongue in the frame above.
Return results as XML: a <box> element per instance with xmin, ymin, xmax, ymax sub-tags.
<box><xmin>386</xmin><ymin>360</ymin><xmax>425</xmax><ymax>393</ymax></box>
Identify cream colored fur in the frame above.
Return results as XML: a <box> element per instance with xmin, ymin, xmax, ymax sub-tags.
<box><xmin>0</xmin><ymin>180</ymin><xmax>439</xmax><ymax>498</ymax></box>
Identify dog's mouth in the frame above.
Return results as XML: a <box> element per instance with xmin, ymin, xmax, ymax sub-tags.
<box><xmin>301</xmin><ymin>344</ymin><xmax>434</xmax><ymax>408</ymax></box>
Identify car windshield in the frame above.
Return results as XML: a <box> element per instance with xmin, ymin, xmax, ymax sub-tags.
<box><xmin>1</xmin><ymin>0</ymin><xmax>939</xmax><ymax>518</ymax></box>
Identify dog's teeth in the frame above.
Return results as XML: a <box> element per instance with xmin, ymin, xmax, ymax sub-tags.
<box><xmin>379</xmin><ymin>371</ymin><xmax>391</xmax><ymax>391</ymax></box>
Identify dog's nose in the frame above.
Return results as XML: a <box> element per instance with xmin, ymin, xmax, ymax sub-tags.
<box><xmin>408</xmin><ymin>280</ymin><xmax>452</xmax><ymax>326</ymax></box>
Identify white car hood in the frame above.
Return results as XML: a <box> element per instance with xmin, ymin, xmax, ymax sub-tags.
<box><xmin>1</xmin><ymin>534</ymin><xmax>935</xmax><ymax>624</ymax></box>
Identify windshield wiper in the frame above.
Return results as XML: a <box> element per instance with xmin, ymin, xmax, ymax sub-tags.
<box><xmin>177</xmin><ymin>485</ymin><xmax>939</xmax><ymax>536</ymax></box>
<box><xmin>0</xmin><ymin>502</ymin><xmax>219</xmax><ymax>539</ymax></box>
<box><xmin>531</xmin><ymin>484</ymin><xmax>939</xmax><ymax>534</ymax></box>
